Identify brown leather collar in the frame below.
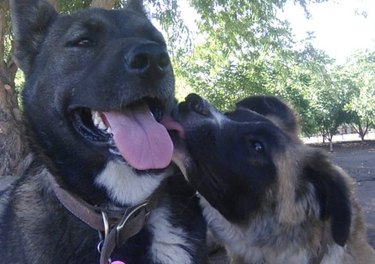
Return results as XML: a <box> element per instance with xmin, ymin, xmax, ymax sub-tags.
<box><xmin>50</xmin><ymin>177</ymin><xmax>164</xmax><ymax>264</ymax></box>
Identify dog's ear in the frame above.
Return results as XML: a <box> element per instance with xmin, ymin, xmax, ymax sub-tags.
<box><xmin>303</xmin><ymin>149</ymin><xmax>352</xmax><ymax>246</ymax></box>
<box><xmin>10</xmin><ymin>0</ymin><xmax>58</xmax><ymax>75</ymax></box>
<box><xmin>236</xmin><ymin>96</ymin><xmax>299</xmax><ymax>135</ymax></box>
<box><xmin>125</xmin><ymin>0</ymin><xmax>146</xmax><ymax>15</ymax></box>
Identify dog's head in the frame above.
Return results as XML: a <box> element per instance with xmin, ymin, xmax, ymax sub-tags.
<box><xmin>11</xmin><ymin>0</ymin><xmax>175</xmax><ymax>205</ymax></box>
<box><xmin>169</xmin><ymin>93</ymin><xmax>352</xmax><ymax>247</ymax></box>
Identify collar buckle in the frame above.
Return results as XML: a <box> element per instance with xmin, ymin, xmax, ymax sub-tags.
<box><xmin>99</xmin><ymin>201</ymin><xmax>150</xmax><ymax>264</ymax></box>
<box><xmin>115</xmin><ymin>201</ymin><xmax>149</xmax><ymax>246</ymax></box>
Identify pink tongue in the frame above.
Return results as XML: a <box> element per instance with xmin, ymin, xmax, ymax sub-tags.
<box><xmin>103</xmin><ymin>104</ymin><xmax>173</xmax><ymax>170</ymax></box>
<box><xmin>160</xmin><ymin>115</ymin><xmax>185</xmax><ymax>139</ymax></box>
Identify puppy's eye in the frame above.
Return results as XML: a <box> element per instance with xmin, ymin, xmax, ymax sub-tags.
<box><xmin>248</xmin><ymin>140</ymin><xmax>264</xmax><ymax>153</ymax></box>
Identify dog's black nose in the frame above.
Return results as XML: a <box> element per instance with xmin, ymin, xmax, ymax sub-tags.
<box><xmin>126</xmin><ymin>43</ymin><xmax>170</xmax><ymax>79</ymax></box>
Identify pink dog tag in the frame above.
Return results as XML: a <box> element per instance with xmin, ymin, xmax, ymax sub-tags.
<box><xmin>111</xmin><ymin>261</ymin><xmax>125</xmax><ymax>264</ymax></box>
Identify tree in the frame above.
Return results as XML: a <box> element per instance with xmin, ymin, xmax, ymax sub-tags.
<box><xmin>0</xmin><ymin>1</ymin><xmax>30</xmax><ymax>176</ymax></box>
<box><xmin>343</xmin><ymin>50</ymin><xmax>375</xmax><ymax>141</ymax></box>
<box><xmin>172</xmin><ymin>0</ymin><xmax>328</xmax><ymax>109</ymax></box>
<box><xmin>175</xmin><ymin>0</ymin><xmax>292</xmax><ymax>107</ymax></box>
<box><xmin>299</xmin><ymin>46</ymin><xmax>341</xmax><ymax>142</ymax></box>
<box><xmin>299</xmin><ymin>52</ymin><xmax>353</xmax><ymax>151</ymax></box>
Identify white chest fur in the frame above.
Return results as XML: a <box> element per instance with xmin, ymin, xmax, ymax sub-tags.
<box><xmin>148</xmin><ymin>206</ymin><xmax>193</xmax><ymax>264</ymax></box>
<box><xmin>95</xmin><ymin>160</ymin><xmax>171</xmax><ymax>206</ymax></box>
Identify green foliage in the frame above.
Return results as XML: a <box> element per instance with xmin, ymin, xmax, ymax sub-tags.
<box><xmin>341</xmin><ymin>49</ymin><xmax>375</xmax><ymax>139</ymax></box>
<box><xmin>171</xmin><ymin>0</ymin><xmax>375</xmax><ymax>139</ymax></box>
<box><xmin>172</xmin><ymin>1</ymin><xmax>331</xmax><ymax>130</ymax></box>
<box><xmin>144</xmin><ymin>0</ymin><xmax>192</xmax><ymax>61</ymax></box>
<box><xmin>58</xmin><ymin>0</ymin><xmax>92</xmax><ymax>12</ymax></box>
<box><xmin>3</xmin><ymin>9</ymin><xmax>13</xmax><ymax>61</ymax></box>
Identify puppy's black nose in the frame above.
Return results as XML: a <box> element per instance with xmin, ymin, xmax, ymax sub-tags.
<box><xmin>126</xmin><ymin>43</ymin><xmax>170</xmax><ymax>79</ymax></box>
<box><xmin>185</xmin><ymin>93</ymin><xmax>210</xmax><ymax>116</ymax></box>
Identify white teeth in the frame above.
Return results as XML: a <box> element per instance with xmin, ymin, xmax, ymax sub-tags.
<box><xmin>109</xmin><ymin>148</ymin><xmax>121</xmax><ymax>156</ymax></box>
<box><xmin>91</xmin><ymin>111</ymin><xmax>107</xmax><ymax>131</ymax></box>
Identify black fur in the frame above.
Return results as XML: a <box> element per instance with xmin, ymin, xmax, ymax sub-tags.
<box><xmin>233</xmin><ymin>95</ymin><xmax>299</xmax><ymax>135</ymax></box>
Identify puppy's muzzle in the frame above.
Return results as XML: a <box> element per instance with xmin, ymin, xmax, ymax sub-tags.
<box><xmin>180</xmin><ymin>93</ymin><xmax>210</xmax><ymax>116</ymax></box>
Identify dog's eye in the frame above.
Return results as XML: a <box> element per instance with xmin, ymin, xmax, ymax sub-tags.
<box><xmin>67</xmin><ymin>38</ymin><xmax>96</xmax><ymax>48</ymax></box>
<box><xmin>77</xmin><ymin>39</ymin><xmax>91</xmax><ymax>46</ymax></box>
<box><xmin>248</xmin><ymin>140</ymin><xmax>264</xmax><ymax>153</ymax></box>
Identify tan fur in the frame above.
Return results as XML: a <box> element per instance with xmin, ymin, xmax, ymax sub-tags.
<box><xmin>199</xmin><ymin>136</ymin><xmax>375</xmax><ymax>264</ymax></box>
<box><xmin>273</xmin><ymin>148</ymin><xmax>374</xmax><ymax>264</ymax></box>
<box><xmin>275</xmin><ymin>144</ymin><xmax>307</xmax><ymax>224</ymax></box>
<box><xmin>215</xmin><ymin>147</ymin><xmax>375</xmax><ymax>264</ymax></box>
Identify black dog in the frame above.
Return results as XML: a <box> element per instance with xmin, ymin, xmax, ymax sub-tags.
<box><xmin>0</xmin><ymin>1</ymin><xmax>206</xmax><ymax>263</ymax></box>
<box><xmin>168</xmin><ymin>93</ymin><xmax>375</xmax><ymax>263</ymax></box>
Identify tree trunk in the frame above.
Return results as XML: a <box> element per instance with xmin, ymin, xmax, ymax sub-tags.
<box><xmin>360</xmin><ymin>131</ymin><xmax>365</xmax><ymax>141</ymax></box>
<box><xmin>90</xmin><ymin>0</ymin><xmax>116</xmax><ymax>9</ymax></box>
<box><xmin>328</xmin><ymin>134</ymin><xmax>334</xmax><ymax>152</ymax></box>
<box><xmin>0</xmin><ymin>82</ymin><xmax>32</xmax><ymax>176</ymax></box>
<box><xmin>0</xmin><ymin>4</ymin><xmax>31</xmax><ymax>177</ymax></box>
<box><xmin>329</xmin><ymin>140</ymin><xmax>333</xmax><ymax>152</ymax></box>
<box><xmin>356</xmin><ymin>122</ymin><xmax>365</xmax><ymax>141</ymax></box>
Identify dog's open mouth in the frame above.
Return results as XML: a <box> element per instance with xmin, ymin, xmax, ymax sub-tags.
<box><xmin>72</xmin><ymin>97</ymin><xmax>173</xmax><ymax>170</ymax></box>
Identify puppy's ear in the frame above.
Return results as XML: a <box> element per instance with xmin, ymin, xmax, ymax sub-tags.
<box><xmin>236</xmin><ymin>96</ymin><xmax>299</xmax><ymax>135</ymax></box>
<box><xmin>125</xmin><ymin>0</ymin><xmax>146</xmax><ymax>15</ymax></box>
<box><xmin>10</xmin><ymin>0</ymin><xmax>58</xmax><ymax>75</ymax></box>
<box><xmin>303</xmin><ymin>149</ymin><xmax>352</xmax><ymax>246</ymax></box>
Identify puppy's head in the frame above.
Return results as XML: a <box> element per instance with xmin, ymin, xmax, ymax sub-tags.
<box><xmin>167</xmin><ymin>94</ymin><xmax>352</xmax><ymax>246</ymax></box>
<box><xmin>167</xmin><ymin>94</ymin><xmax>296</xmax><ymax>223</ymax></box>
